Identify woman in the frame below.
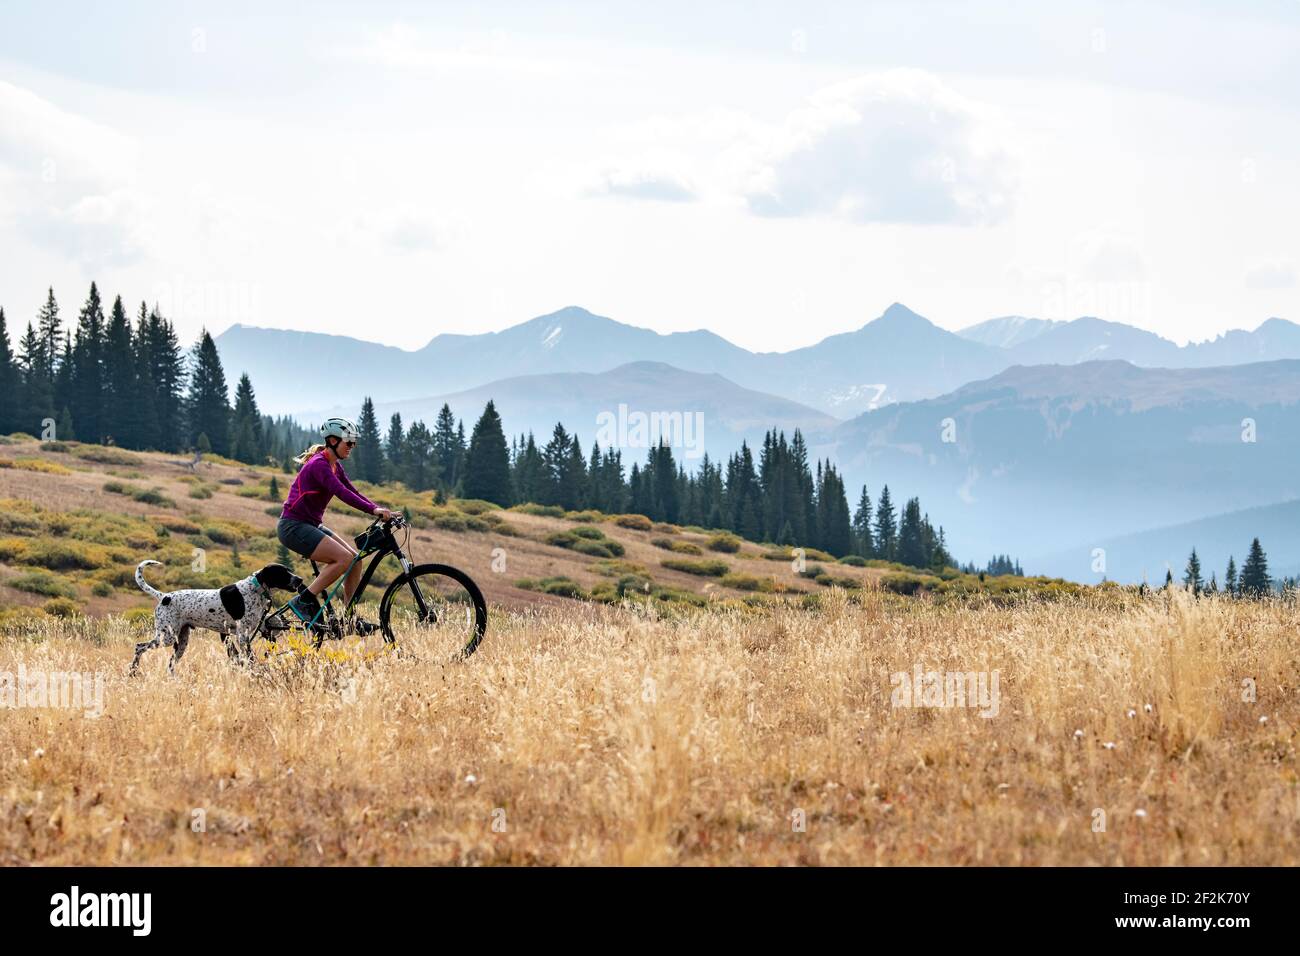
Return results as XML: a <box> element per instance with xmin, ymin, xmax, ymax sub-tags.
<box><xmin>277</xmin><ymin>417</ymin><xmax>394</xmax><ymax>630</ymax></box>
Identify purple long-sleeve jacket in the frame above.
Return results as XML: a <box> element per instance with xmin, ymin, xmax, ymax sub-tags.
<box><xmin>280</xmin><ymin>452</ymin><xmax>377</xmax><ymax>526</ymax></box>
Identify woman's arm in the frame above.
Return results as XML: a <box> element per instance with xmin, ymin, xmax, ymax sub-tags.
<box><xmin>308</xmin><ymin>456</ymin><xmax>379</xmax><ymax>516</ymax></box>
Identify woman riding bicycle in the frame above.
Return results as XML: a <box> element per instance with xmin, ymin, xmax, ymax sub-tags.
<box><xmin>278</xmin><ymin>417</ymin><xmax>394</xmax><ymax>629</ymax></box>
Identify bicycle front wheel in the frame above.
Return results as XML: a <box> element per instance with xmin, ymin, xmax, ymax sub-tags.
<box><xmin>379</xmin><ymin>563</ymin><xmax>487</xmax><ymax>660</ymax></box>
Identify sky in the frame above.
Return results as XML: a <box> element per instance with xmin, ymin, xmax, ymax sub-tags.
<box><xmin>1</xmin><ymin>0</ymin><xmax>1298</xmax><ymax>352</ymax></box>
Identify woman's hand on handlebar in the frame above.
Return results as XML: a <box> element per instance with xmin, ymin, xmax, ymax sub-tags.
<box><xmin>373</xmin><ymin>507</ymin><xmax>397</xmax><ymax>523</ymax></box>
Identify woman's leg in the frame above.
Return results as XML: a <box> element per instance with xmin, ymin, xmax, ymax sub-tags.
<box><xmin>306</xmin><ymin>534</ymin><xmax>355</xmax><ymax>599</ymax></box>
<box><xmin>320</xmin><ymin>527</ymin><xmax>364</xmax><ymax>604</ymax></box>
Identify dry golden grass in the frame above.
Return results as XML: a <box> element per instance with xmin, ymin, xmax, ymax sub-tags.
<box><xmin>1</xmin><ymin>588</ymin><xmax>1296</xmax><ymax>865</ymax></box>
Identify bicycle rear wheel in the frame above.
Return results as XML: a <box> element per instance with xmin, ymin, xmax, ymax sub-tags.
<box><xmin>379</xmin><ymin>563</ymin><xmax>487</xmax><ymax>660</ymax></box>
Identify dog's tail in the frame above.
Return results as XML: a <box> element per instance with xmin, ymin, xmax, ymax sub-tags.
<box><xmin>135</xmin><ymin>560</ymin><xmax>165</xmax><ymax>601</ymax></box>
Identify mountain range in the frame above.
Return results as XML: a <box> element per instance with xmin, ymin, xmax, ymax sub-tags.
<box><xmin>825</xmin><ymin>359</ymin><xmax>1300</xmax><ymax>577</ymax></box>
<box><xmin>215</xmin><ymin>303</ymin><xmax>1300</xmax><ymax>421</ymax></box>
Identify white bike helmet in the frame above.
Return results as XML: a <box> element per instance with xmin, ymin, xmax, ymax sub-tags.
<box><xmin>320</xmin><ymin>417</ymin><xmax>360</xmax><ymax>444</ymax></box>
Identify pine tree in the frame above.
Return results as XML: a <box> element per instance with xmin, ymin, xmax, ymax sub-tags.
<box><xmin>229</xmin><ymin>373</ymin><xmax>264</xmax><ymax>463</ymax></box>
<box><xmin>129</xmin><ymin>303</ymin><xmax>160</xmax><ymax>450</ymax></box>
<box><xmin>35</xmin><ymin>288</ymin><xmax>61</xmax><ymax>384</ymax></box>
<box><xmin>1183</xmin><ymin>547</ymin><xmax>1203</xmax><ymax>595</ymax></box>
<box><xmin>897</xmin><ymin>497</ymin><xmax>926</xmax><ymax>569</ymax></box>
<box><xmin>102</xmin><ymin>295</ymin><xmax>138</xmax><ymax>446</ymax></box>
<box><xmin>1240</xmin><ymin>538</ymin><xmax>1270</xmax><ymax>597</ymax></box>
<box><xmin>185</xmin><ymin>330</ymin><xmax>231</xmax><ymax>456</ymax></box>
<box><xmin>1225</xmin><ymin>556</ymin><xmax>1238</xmax><ymax>596</ymax></box>
<box><xmin>852</xmin><ymin>485</ymin><xmax>875</xmax><ymax>558</ymax></box>
<box><xmin>352</xmin><ymin>397</ymin><xmax>384</xmax><ymax>482</ymax></box>
<box><xmin>70</xmin><ymin>282</ymin><xmax>106</xmax><ymax>443</ymax></box>
<box><xmin>815</xmin><ymin>462</ymin><xmax>852</xmax><ymax>557</ymax></box>
<box><xmin>146</xmin><ymin>308</ymin><xmax>187</xmax><ymax>452</ymax></box>
<box><xmin>17</xmin><ymin>321</ymin><xmax>54</xmax><ymax>434</ymax></box>
<box><xmin>404</xmin><ymin>420</ymin><xmax>435</xmax><ymax>490</ymax></box>
<box><xmin>874</xmin><ymin>485</ymin><xmax>898</xmax><ymax>560</ymax></box>
<box><xmin>384</xmin><ymin>413</ymin><xmax>405</xmax><ymax>483</ymax></box>
<box><xmin>540</xmin><ymin>423</ymin><xmax>571</xmax><ymax>507</ymax></box>
<box><xmin>462</xmin><ymin>400</ymin><xmax>512</xmax><ymax>506</ymax></box>
<box><xmin>0</xmin><ymin>308</ymin><xmax>17</xmax><ymax>435</ymax></box>
<box><xmin>432</xmin><ymin>404</ymin><xmax>459</xmax><ymax>491</ymax></box>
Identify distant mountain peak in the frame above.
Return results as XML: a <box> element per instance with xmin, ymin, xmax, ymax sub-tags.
<box><xmin>877</xmin><ymin>302</ymin><xmax>930</xmax><ymax>325</ymax></box>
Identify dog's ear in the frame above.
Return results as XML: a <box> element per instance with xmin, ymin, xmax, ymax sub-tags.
<box><xmin>220</xmin><ymin>584</ymin><xmax>247</xmax><ymax>620</ymax></box>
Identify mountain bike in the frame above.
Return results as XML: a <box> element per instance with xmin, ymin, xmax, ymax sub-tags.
<box><xmin>257</xmin><ymin>513</ymin><xmax>487</xmax><ymax>661</ymax></box>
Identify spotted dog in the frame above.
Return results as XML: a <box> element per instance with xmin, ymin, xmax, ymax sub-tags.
<box><xmin>130</xmin><ymin>560</ymin><xmax>303</xmax><ymax>675</ymax></box>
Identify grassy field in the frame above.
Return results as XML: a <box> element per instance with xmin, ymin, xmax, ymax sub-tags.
<box><xmin>1</xmin><ymin>589</ymin><xmax>1296</xmax><ymax>865</ymax></box>
<box><xmin>0</xmin><ymin>435</ymin><xmax>1295</xmax><ymax>865</ymax></box>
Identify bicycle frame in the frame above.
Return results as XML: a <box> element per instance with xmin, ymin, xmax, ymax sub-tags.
<box><xmin>268</xmin><ymin>520</ymin><xmax>425</xmax><ymax>639</ymax></box>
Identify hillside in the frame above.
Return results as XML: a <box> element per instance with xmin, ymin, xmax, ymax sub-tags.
<box><xmin>0</xmin><ymin>435</ymin><xmax>1091</xmax><ymax>622</ymax></box>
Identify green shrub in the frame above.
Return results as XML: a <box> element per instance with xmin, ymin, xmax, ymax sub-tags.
<box><xmin>510</xmin><ymin>503</ymin><xmax>564</xmax><ymax>517</ymax></box>
<box><xmin>565</xmin><ymin>510</ymin><xmax>605</xmax><ymax>523</ymax></box>
<box><xmin>131</xmin><ymin>487</ymin><xmax>174</xmax><ymax>507</ymax></box>
<box><xmin>616</xmin><ymin>574</ymin><xmax>652</xmax><ymax>597</ymax></box>
<box><xmin>454</xmin><ymin>498</ymin><xmax>502</xmax><ymax>515</ymax></box>
<box><xmin>661</xmin><ymin>558</ymin><xmax>729</xmax><ymax>577</ymax></box>
<box><xmin>10</xmin><ymin>571</ymin><xmax>76</xmax><ymax>598</ymax></box>
<box><xmin>22</xmin><ymin>540</ymin><xmax>111</xmax><ymax>571</ymax></box>
<box><xmin>516</xmin><ymin>576</ymin><xmax>587</xmax><ymax>599</ymax></box>
<box><xmin>719</xmin><ymin>573</ymin><xmax>774</xmax><ymax>592</ymax></box>
<box><xmin>652</xmin><ymin>537</ymin><xmax>703</xmax><ymax>555</ymax></box>
<box><xmin>203</xmin><ymin>525</ymin><xmax>237</xmax><ymax>545</ymax></box>
<box><xmin>42</xmin><ymin>597</ymin><xmax>82</xmax><ymax>618</ymax></box>
<box><xmin>881</xmin><ymin>572</ymin><xmax>935</xmax><ymax>595</ymax></box>
<box><xmin>572</xmin><ymin>539</ymin><xmax>616</xmax><ymax>559</ymax></box>
<box><xmin>614</xmin><ymin>514</ymin><xmax>653</xmax><ymax>532</ymax></box>
<box><xmin>188</xmin><ymin>485</ymin><xmax>214</xmax><ymax>499</ymax></box>
<box><xmin>708</xmin><ymin>533</ymin><xmax>742</xmax><ymax>553</ymax></box>
<box><xmin>837</xmin><ymin>554</ymin><xmax>868</xmax><ymax>567</ymax></box>
<box><xmin>547</xmin><ymin>530</ymin><xmax>625</xmax><ymax>557</ymax></box>
<box><xmin>591</xmin><ymin>560</ymin><xmax>648</xmax><ymax>577</ymax></box>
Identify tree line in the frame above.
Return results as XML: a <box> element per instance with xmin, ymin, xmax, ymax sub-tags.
<box><xmin>1181</xmin><ymin>539</ymin><xmax>1291</xmax><ymax>597</ymax></box>
<box><xmin>0</xmin><ymin>285</ymin><xmax>311</xmax><ymax>463</ymax></box>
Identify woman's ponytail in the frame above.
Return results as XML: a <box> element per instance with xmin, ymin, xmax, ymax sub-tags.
<box><xmin>294</xmin><ymin>443</ymin><xmax>326</xmax><ymax>466</ymax></box>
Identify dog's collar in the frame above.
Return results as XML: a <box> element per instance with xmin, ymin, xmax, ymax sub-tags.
<box><xmin>248</xmin><ymin>574</ymin><xmax>269</xmax><ymax>596</ymax></box>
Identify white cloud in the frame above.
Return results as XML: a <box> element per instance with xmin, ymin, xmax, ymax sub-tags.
<box><xmin>319</xmin><ymin>22</ymin><xmax>576</xmax><ymax>75</ymax></box>
<box><xmin>1244</xmin><ymin>258</ymin><xmax>1296</xmax><ymax>290</ymax></box>
<box><xmin>740</xmin><ymin>70</ymin><xmax>1016</xmax><ymax>226</ymax></box>
<box><xmin>585</xmin><ymin>165</ymin><xmax>696</xmax><ymax>203</ymax></box>
<box><xmin>0</xmin><ymin>80</ymin><xmax>146</xmax><ymax>268</ymax></box>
